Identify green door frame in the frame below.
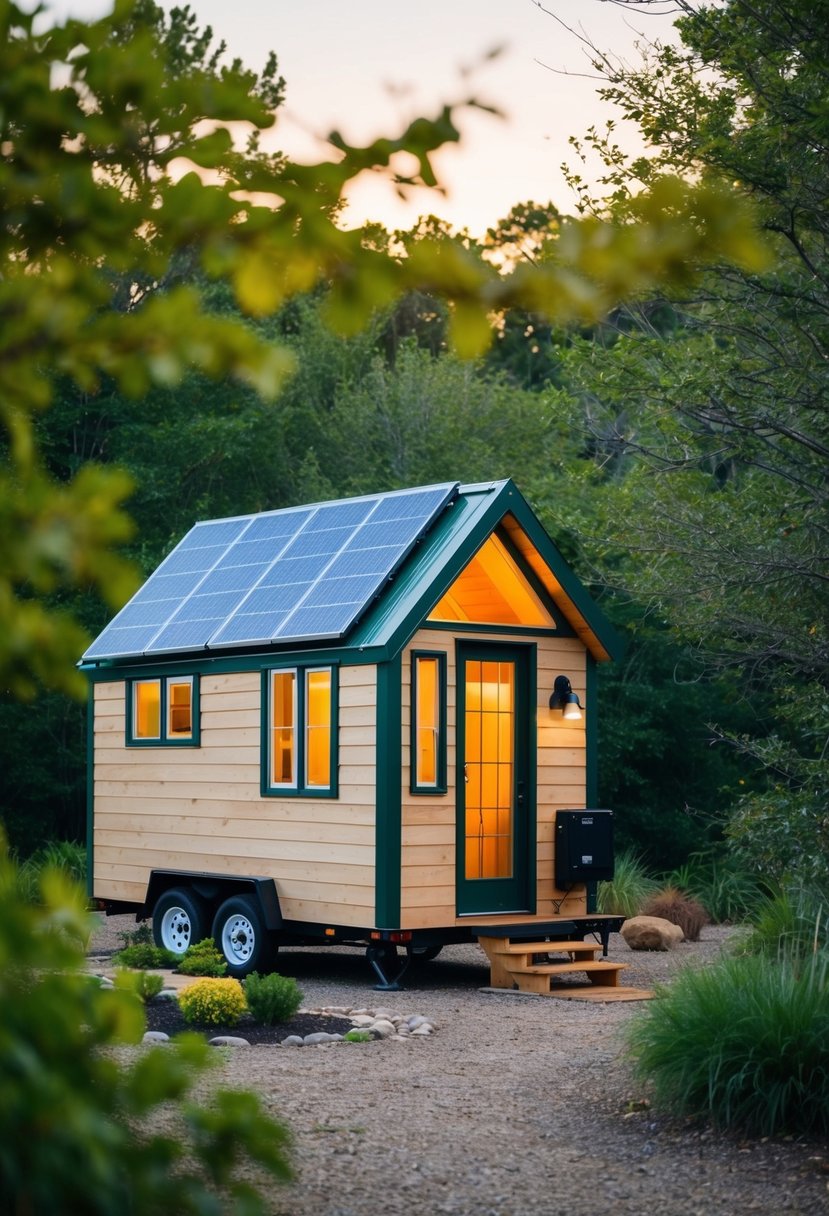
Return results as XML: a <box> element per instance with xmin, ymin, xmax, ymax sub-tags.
<box><xmin>455</xmin><ymin>640</ymin><xmax>536</xmax><ymax>915</ymax></box>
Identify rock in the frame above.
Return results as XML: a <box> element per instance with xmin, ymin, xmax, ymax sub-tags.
<box><xmin>410</xmin><ymin>1024</ymin><xmax>434</xmax><ymax>1036</ymax></box>
<box><xmin>155</xmin><ymin>989</ymin><xmax>179</xmax><ymax>1002</ymax></box>
<box><xmin>281</xmin><ymin>1035</ymin><xmax>304</xmax><ymax>1047</ymax></box>
<box><xmin>303</xmin><ymin>1032</ymin><xmax>343</xmax><ymax>1045</ymax></box>
<box><xmin>350</xmin><ymin>1015</ymin><xmax>376</xmax><ymax>1028</ymax></box>
<box><xmin>621</xmin><ymin>916</ymin><xmax>684</xmax><ymax>951</ymax></box>
<box><xmin>97</xmin><ymin>976</ymin><xmax>114</xmax><ymax>990</ymax></box>
<box><xmin>209</xmin><ymin>1035</ymin><xmax>251</xmax><ymax>1047</ymax></box>
<box><xmin>142</xmin><ymin>1030</ymin><xmax>170</xmax><ymax>1043</ymax></box>
<box><xmin>370</xmin><ymin>1018</ymin><xmax>397</xmax><ymax>1038</ymax></box>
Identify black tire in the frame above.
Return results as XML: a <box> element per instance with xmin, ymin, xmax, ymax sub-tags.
<box><xmin>152</xmin><ymin>887</ymin><xmax>209</xmax><ymax>957</ymax></box>
<box><xmin>411</xmin><ymin>944</ymin><xmax>443</xmax><ymax>962</ymax></box>
<box><xmin>211</xmin><ymin>894</ymin><xmax>272</xmax><ymax>978</ymax></box>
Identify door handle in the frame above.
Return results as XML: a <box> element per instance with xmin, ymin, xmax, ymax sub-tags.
<box><xmin>517</xmin><ymin>779</ymin><xmax>525</xmax><ymax>806</ymax></box>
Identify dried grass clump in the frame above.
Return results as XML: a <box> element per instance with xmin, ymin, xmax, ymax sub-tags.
<box><xmin>641</xmin><ymin>885</ymin><xmax>708</xmax><ymax>942</ymax></box>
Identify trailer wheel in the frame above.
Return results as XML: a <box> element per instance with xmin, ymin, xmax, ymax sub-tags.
<box><xmin>411</xmin><ymin>944</ymin><xmax>443</xmax><ymax>962</ymax></box>
<box><xmin>153</xmin><ymin>888</ymin><xmax>208</xmax><ymax>956</ymax></box>
<box><xmin>212</xmin><ymin>894</ymin><xmax>270</xmax><ymax>978</ymax></box>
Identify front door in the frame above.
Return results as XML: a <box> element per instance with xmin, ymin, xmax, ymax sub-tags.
<box><xmin>456</xmin><ymin>642</ymin><xmax>534</xmax><ymax>915</ymax></box>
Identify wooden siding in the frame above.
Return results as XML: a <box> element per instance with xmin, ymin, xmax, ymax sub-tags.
<box><xmin>92</xmin><ymin>667</ymin><xmax>376</xmax><ymax>926</ymax></box>
<box><xmin>399</xmin><ymin>629</ymin><xmax>588</xmax><ymax>930</ymax></box>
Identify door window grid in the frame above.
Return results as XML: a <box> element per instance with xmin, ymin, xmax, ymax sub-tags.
<box><xmin>464</xmin><ymin>659</ymin><xmax>514</xmax><ymax>880</ymax></box>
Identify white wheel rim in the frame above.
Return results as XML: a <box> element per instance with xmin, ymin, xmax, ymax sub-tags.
<box><xmin>160</xmin><ymin>906</ymin><xmax>191</xmax><ymax>953</ymax></box>
<box><xmin>221</xmin><ymin>913</ymin><xmax>255</xmax><ymax>965</ymax></box>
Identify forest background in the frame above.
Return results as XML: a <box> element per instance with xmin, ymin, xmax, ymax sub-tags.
<box><xmin>2</xmin><ymin>0</ymin><xmax>827</xmax><ymax>886</ymax></box>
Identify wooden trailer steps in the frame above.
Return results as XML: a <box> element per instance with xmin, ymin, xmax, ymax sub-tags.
<box><xmin>478</xmin><ymin>935</ymin><xmax>654</xmax><ymax>1001</ymax></box>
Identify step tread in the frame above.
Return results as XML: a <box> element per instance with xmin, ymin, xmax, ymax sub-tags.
<box><xmin>513</xmin><ymin>959</ymin><xmax>628</xmax><ymax>975</ymax></box>
<box><xmin>491</xmin><ymin>940</ymin><xmax>605</xmax><ymax>956</ymax></box>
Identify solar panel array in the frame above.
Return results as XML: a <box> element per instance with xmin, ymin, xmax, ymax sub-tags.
<box><xmin>82</xmin><ymin>483</ymin><xmax>459</xmax><ymax>660</ymax></box>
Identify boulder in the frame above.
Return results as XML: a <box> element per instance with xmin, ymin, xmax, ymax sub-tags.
<box><xmin>621</xmin><ymin>916</ymin><xmax>684</xmax><ymax>951</ymax></box>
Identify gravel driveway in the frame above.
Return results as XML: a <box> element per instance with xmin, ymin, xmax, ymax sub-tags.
<box><xmin>89</xmin><ymin>916</ymin><xmax>828</xmax><ymax>1215</ymax></box>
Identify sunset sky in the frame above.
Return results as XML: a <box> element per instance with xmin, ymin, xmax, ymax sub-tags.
<box><xmin>42</xmin><ymin>0</ymin><xmax>682</xmax><ymax>234</ymax></box>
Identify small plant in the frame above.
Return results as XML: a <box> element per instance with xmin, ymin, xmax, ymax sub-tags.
<box><xmin>178</xmin><ymin>978</ymin><xmax>247</xmax><ymax>1028</ymax></box>
<box><xmin>177</xmin><ymin>938</ymin><xmax>228</xmax><ymax>977</ymax></box>
<box><xmin>626</xmin><ymin>951</ymin><xmax>829</xmax><ymax>1137</ymax></box>
<box><xmin>112</xmin><ymin>942</ymin><xmax>178</xmax><ymax>969</ymax></box>
<box><xmin>343</xmin><ymin>1029</ymin><xmax>371</xmax><ymax>1043</ymax></box>
<box><xmin>597</xmin><ymin>850</ymin><xmax>659</xmax><ymax>918</ymax></box>
<box><xmin>668</xmin><ymin>852</ymin><xmax>762</xmax><ymax>924</ymax></box>
<box><xmin>114</xmin><ymin>970</ymin><xmax>165</xmax><ymax>1003</ymax></box>
<box><xmin>641</xmin><ymin>885</ymin><xmax>708</xmax><ymax>942</ymax></box>
<box><xmin>739</xmin><ymin>884</ymin><xmax>829</xmax><ymax>961</ymax></box>
<box><xmin>118</xmin><ymin>922</ymin><xmax>154</xmax><ymax>948</ymax></box>
<box><xmin>244</xmin><ymin>972</ymin><xmax>303</xmax><ymax>1025</ymax></box>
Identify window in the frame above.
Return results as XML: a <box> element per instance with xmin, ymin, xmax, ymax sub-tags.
<box><xmin>264</xmin><ymin>666</ymin><xmax>337</xmax><ymax>796</ymax></box>
<box><xmin>127</xmin><ymin>676</ymin><xmax>198</xmax><ymax>746</ymax></box>
<box><xmin>411</xmin><ymin>651</ymin><xmax>447</xmax><ymax>794</ymax></box>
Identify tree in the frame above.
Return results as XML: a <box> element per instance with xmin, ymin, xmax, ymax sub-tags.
<box><xmin>0</xmin><ymin>0</ymin><xmax>769</xmax><ymax>703</ymax></box>
<box><xmin>545</xmin><ymin>0</ymin><xmax>829</xmax><ymax>876</ymax></box>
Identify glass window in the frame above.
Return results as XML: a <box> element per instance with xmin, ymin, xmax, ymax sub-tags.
<box><xmin>134</xmin><ymin>680</ymin><xmax>161</xmax><ymax>739</ymax></box>
<box><xmin>265</xmin><ymin>665</ymin><xmax>336</xmax><ymax>796</ymax></box>
<box><xmin>411</xmin><ymin>652</ymin><xmax>447</xmax><ymax>794</ymax></box>
<box><xmin>128</xmin><ymin>675</ymin><xmax>199</xmax><ymax>746</ymax></box>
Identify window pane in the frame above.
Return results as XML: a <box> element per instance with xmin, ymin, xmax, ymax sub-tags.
<box><xmin>134</xmin><ymin>680</ymin><xmax>161</xmax><ymax>739</ymax></box>
<box><xmin>305</xmin><ymin>669</ymin><xmax>331</xmax><ymax>788</ymax></box>
<box><xmin>415</xmin><ymin>657</ymin><xmax>439</xmax><ymax>787</ymax></box>
<box><xmin>167</xmin><ymin>679</ymin><xmax>193</xmax><ymax>738</ymax></box>
<box><xmin>271</xmin><ymin>671</ymin><xmax>296</xmax><ymax>785</ymax></box>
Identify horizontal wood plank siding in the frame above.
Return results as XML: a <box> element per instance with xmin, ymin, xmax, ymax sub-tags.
<box><xmin>399</xmin><ymin>629</ymin><xmax>588</xmax><ymax>929</ymax></box>
<box><xmin>92</xmin><ymin>668</ymin><xmax>376</xmax><ymax>924</ymax></box>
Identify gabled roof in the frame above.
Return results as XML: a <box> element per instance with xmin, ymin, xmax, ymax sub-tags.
<box><xmin>81</xmin><ymin>479</ymin><xmax>621</xmax><ymax>665</ymax></box>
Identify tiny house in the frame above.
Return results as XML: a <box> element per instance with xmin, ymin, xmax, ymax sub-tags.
<box><xmin>82</xmin><ymin>479</ymin><xmax>625</xmax><ymax>990</ymax></box>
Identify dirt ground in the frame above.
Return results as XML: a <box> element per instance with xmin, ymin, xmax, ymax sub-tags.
<box><xmin>89</xmin><ymin>916</ymin><xmax>829</xmax><ymax>1216</ymax></box>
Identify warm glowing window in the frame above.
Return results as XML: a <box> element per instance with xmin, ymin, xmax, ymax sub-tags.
<box><xmin>305</xmin><ymin>669</ymin><xmax>331</xmax><ymax>788</ymax></box>
<box><xmin>271</xmin><ymin>670</ymin><xmax>297</xmax><ymax>786</ymax></box>
<box><xmin>128</xmin><ymin>676</ymin><xmax>199</xmax><ymax>746</ymax></box>
<box><xmin>411</xmin><ymin>652</ymin><xmax>446</xmax><ymax>794</ymax></box>
<box><xmin>430</xmin><ymin>533</ymin><xmax>556</xmax><ymax>627</ymax></box>
<box><xmin>464</xmin><ymin>659</ymin><xmax>515</xmax><ymax>880</ymax></box>
<box><xmin>134</xmin><ymin>680</ymin><xmax>161</xmax><ymax>739</ymax></box>
<box><xmin>168</xmin><ymin>679</ymin><xmax>193</xmax><ymax>738</ymax></box>
<box><xmin>266</xmin><ymin>666</ymin><xmax>336</xmax><ymax>795</ymax></box>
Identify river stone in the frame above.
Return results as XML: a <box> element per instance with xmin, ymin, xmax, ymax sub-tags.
<box><xmin>621</xmin><ymin>916</ymin><xmax>684</xmax><ymax>951</ymax></box>
<box><xmin>281</xmin><ymin>1035</ymin><xmax>304</xmax><ymax>1046</ymax></box>
<box><xmin>370</xmin><ymin>1019</ymin><xmax>396</xmax><ymax>1038</ymax></box>
<box><xmin>209</xmin><ymin>1035</ymin><xmax>251</xmax><ymax>1047</ymax></box>
<box><xmin>303</xmin><ymin>1032</ymin><xmax>343</xmax><ymax>1045</ymax></box>
<box><xmin>409</xmin><ymin>1024</ymin><xmax>434</xmax><ymax>1036</ymax></box>
<box><xmin>143</xmin><ymin>1030</ymin><xmax>170</xmax><ymax>1043</ymax></box>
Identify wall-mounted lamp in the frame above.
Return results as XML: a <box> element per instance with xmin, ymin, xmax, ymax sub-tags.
<box><xmin>549</xmin><ymin>674</ymin><xmax>583</xmax><ymax>721</ymax></box>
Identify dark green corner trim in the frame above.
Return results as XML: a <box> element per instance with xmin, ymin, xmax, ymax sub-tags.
<box><xmin>586</xmin><ymin>654</ymin><xmax>598</xmax><ymax>809</ymax></box>
<box><xmin>375</xmin><ymin>654</ymin><xmax>402</xmax><ymax>928</ymax></box>
<box><xmin>409</xmin><ymin>650</ymin><xmax>448</xmax><ymax>795</ymax></box>
<box><xmin>86</xmin><ymin>680</ymin><xmax>95</xmax><ymax>901</ymax></box>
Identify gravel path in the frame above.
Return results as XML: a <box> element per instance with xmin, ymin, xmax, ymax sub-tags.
<box><xmin>89</xmin><ymin>916</ymin><xmax>829</xmax><ymax>1215</ymax></box>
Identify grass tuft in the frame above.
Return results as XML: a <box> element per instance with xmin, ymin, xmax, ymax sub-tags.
<box><xmin>597</xmin><ymin>850</ymin><xmax>658</xmax><ymax>918</ymax></box>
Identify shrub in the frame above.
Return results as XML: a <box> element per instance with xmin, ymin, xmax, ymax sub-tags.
<box><xmin>14</xmin><ymin>841</ymin><xmax>88</xmax><ymax>905</ymax></box>
<box><xmin>114</xmin><ymin>969</ymin><xmax>165</xmax><ymax>1003</ymax></box>
<box><xmin>113</xmin><ymin>942</ymin><xmax>178</xmax><ymax>969</ymax></box>
<box><xmin>597</xmin><ymin>850</ymin><xmax>658</xmax><ymax>918</ymax></box>
<box><xmin>244</xmin><ymin>972</ymin><xmax>303</xmax><ymax>1025</ymax></box>
<box><xmin>626</xmin><ymin>951</ymin><xmax>829</xmax><ymax>1136</ymax></box>
<box><xmin>0</xmin><ymin>836</ymin><xmax>291</xmax><ymax>1214</ymax></box>
<box><xmin>667</xmin><ymin>852</ymin><xmax>763</xmax><ymax>924</ymax></box>
<box><xmin>344</xmin><ymin>1029</ymin><xmax>372</xmax><ymax>1043</ymax></box>
<box><xmin>739</xmin><ymin>884</ymin><xmax>829</xmax><ymax>961</ymax></box>
<box><xmin>177</xmin><ymin>938</ymin><xmax>228</xmax><ymax>977</ymax></box>
<box><xmin>641</xmin><ymin>886</ymin><xmax>708</xmax><ymax>942</ymax></box>
<box><xmin>179</xmin><ymin>978</ymin><xmax>248</xmax><ymax>1027</ymax></box>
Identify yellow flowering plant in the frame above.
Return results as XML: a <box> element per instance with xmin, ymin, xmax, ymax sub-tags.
<box><xmin>178</xmin><ymin>978</ymin><xmax>247</xmax><ymax>1027</ymax></box>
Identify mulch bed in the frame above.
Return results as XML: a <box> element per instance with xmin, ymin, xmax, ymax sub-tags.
<box><xmin>144</xmin><ymin>1000</ymin><xmax>354</xmax><ymax>1046</ymax></box>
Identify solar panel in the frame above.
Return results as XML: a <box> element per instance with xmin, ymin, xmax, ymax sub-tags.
<box><xmin>82</xmin><ymin>483</ymin><xmax>458</xmax><ymax>660</ymax></box>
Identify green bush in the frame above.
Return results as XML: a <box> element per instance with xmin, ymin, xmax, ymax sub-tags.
<box><xmin>641</xmin><ymin>886</ymin><xmax>708</xmax><ymax>942</ymax></box>
<box><xmin>739</xmin><ymin>884</ymin><xmax>829</xmax><ymax>961</ymax></box>
<box><xmin>667</xmin><ymin>852</ymin><xmax>763</xmax><ymax>924</ymax></box>
<box><xmin>114</xmin><ymin>970</ymin><xmax>165</xmax><ymax>1003</ymax></box>
<box><xmin>244</xmin><ymin>971</ymin><xmax>303</xmax><ymax>1025</ymax></box>
<box><xmin>177</xmin><ymin>937</ymin><xmax>228</xmax><ymax>977</ymax></box>
<box><xmin>344</xmin><ymin>1029</ymin><xmax>372</xmax><ymax>1043</ymax></box>
<box><xmin>597</xmin><ymin>850</ymin><xmax>658</xmax><ymax>918</ymax></box>
<box><xmin>178</xmin><ymin>978</ymin><xmax>248</xmax><ymax>1027</ymax></box>
<box><xmin>0</xmin><ymin>837</ymin><xmax>291</xmax><ymax>1214</ymax></box>
<box><xmin>113</xmin><ymin>941</ymin><xmax>178</xmax><ymax>969</ymax></box>
<box><xmin>14</xmin><ymin>840</ymin><xmax>88</xmax><ymax>904</ymax></box>
<box><xmin>626</xmin><ymin>951</ymin><xmax>829</xmax><ymax>1136</ymax></box>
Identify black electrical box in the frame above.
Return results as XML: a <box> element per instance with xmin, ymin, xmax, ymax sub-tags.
<box><xmin>555</xmin><ymin>810</ymin><xmax>614</xmax><ymax>886</ymax></box>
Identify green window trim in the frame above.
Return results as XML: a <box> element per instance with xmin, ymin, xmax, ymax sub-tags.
<box><xmin>261</xmin><ymin>664</ymin><xmax>339</xmax><ymax>798</ymax></box>
<box><xmin>410</xmin><ymin>650</ymin><xmax>448</xmax><ymax>795</ymax></box>
<box><xmin>125</xmin><ymin>675</ymin><xmax>200</xmax><ymax>747</ymax></box>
